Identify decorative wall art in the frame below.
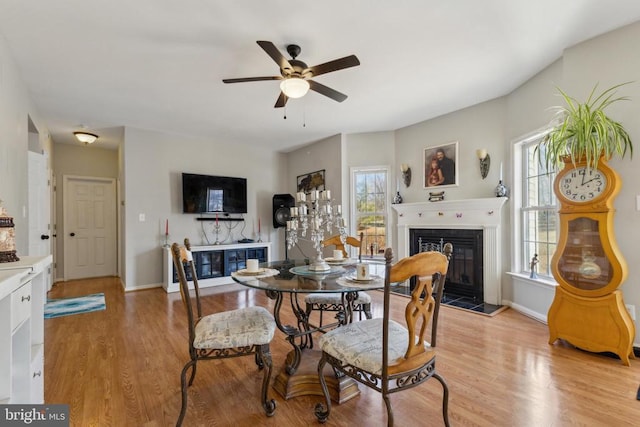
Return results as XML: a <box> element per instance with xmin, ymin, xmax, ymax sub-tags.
<box><xmin>297</xmin><ymin>169</ymin><xmax>326</xmax><ymax>194</ymax></box>
<box><xmin>423</xmin><ymin>141</ymin><xmax>459</xmax><ymax>188</ymax></box>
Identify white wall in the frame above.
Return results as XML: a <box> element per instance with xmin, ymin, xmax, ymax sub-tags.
<box><xmin>121</xmin><ymin>127</ymin><xmax>287</xmax><ymax>290</ymax></box>
<box><xmin>344</xmin><ymin>131</ymin><xmax>396</xmax><ymax>249</ymax></box>
<box><xmin>285</xmin><ymin>134</ymin><xmax>342</xmax><ymax>259</ymax></box>
<box><xmin>558</xmin><ymin>22</ymin><xmax>640</xmax><ymax>332</ymax></box>
<box><xmin>387</xmin><ymin>22</ymin><xmax>640</xmax><ymax>344</ymax></box>
<box><xmin>0</xmin><ymin>34</ymin><xmax>52</xmax><ymax>255</ymax></box>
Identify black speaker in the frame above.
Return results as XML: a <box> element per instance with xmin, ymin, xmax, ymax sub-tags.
<box><xmin>273</xmin><ymin>194</ymin><xmax>295</xmax><ymax>228</ymax></box>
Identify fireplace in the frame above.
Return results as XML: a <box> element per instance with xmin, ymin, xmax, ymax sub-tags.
<box><xmin>392</xmin><ymin>198</ymin><xmax>508</xmax><ymax>305</ymax></box>
<box><xmin>410</xmin><ymin>229</ymin><xmax>483</xmax><ymax>301</ymax></box>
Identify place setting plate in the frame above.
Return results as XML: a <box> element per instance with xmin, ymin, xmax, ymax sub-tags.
<box><xmin>232</xmin><ymin>268</ymin><xmax>279</xmax><ymax>278</ymax></box>
<box><xmin>234</xmin><ymin>268</ymin><xmax>266</xmax><ymax>276</ymax></box>
<box><xmin>289</xmin><ymin>265</ymin><xmax>345</xmax><ymax>276</ymax></box>
<box><xmin>324</xmin><ymin>257</ymin><xmax>355</xmax><ymax>265</ymax></box>
<box><xmin>337</xmin><ymin>274</ymin><xmax>383</xmax><ymax>288</ymax></box>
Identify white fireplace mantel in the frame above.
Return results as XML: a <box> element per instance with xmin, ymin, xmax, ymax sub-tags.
<box><xmin>392</xmin><ymin>198</ymin><xmax>508</xmax><ymax>305</ymax></box>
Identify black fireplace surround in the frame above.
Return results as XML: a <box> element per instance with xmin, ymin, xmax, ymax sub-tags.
<box><xmin>409</xmin><ymin>228</ymin><xmax>484</xmax><ymax>301</ymax></box>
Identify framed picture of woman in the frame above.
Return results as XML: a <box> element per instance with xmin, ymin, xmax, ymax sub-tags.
<box><xmin>423</xmin><ymin>141</ymin><xmax>458</xmax><ymax>188</ymax></box>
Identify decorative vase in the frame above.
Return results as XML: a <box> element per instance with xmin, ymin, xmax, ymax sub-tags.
<box><xmin>495</xmin><ymin>180</ymin><xmax>508</xmax><ymax>198</ymax></box>
<box><xmin>393</xmin><ymin>191</ymin><xmax>403</xmax><ymax>204</ymax></box>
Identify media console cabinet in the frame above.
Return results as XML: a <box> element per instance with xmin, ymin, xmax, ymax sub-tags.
<box><xmin>0</xmin><ymin>255</ymin><xmax>52</xmax><ymax>404</ymax></box>
<box><xmin>162</xmin><ymin>242</ymin><xmax>271</xmax><ymax>293</ymax></box>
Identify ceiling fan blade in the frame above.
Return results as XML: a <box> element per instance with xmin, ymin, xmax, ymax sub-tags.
<box><xmin>257</xmin><ymin>40</ymin><xmax>293</xmax><ymax>71</ymax></box>
<box><xmin>222</xmin><ymin>76</ymin><xmax>281</xmax><ymax>83</ymax></box>
<box><xmin>274</xmin><ymin>92</ymin><xmax>288</xmax><ymax>108</ymax></box>
<box><xmin>306</xmin><ymin>55</ymin><xmax>360</xmax><ymax>77</ymax></box>
<box><xmin>308</xmin><ymin>80</ymin><xmax>348</xmax><ymax>102</ymax></box>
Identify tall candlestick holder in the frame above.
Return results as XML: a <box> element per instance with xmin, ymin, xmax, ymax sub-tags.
<box><xmin>213</xmin><ymin>223</ymin><xmax>221</xmax><ymax>245</ymax></box>
<box><xmin>287</xmin><ymin>189</ymin><xmax>347</xmax><ymax>271</ymax></box>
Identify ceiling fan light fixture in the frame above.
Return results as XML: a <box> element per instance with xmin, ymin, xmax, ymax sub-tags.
<box><xmin>74</xmin><ymin>131</ymin><xmax>99</xmax><ymax>144</ymax></box>
<box><xmin>280</xmin><ymin>77</ymin><xmax>310</xmax><ymax>98</ymax></box>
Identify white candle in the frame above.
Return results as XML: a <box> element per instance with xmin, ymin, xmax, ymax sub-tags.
<box><xmin>286</xmin><ymin>220</ymin><xmax>291</xmax><ymax>230</ymax></box>
<box><xmin>499</xmin><ymin>162</ymin><xmax>503</xmax><ymax>181</ymax></box>
<box><xmin>246</xmin><ymin>259</ymin><xmax>259</xmax><ymax>272</ymax></box>
<box><xmin>310</xmin><ymin>190</ymin><xmax>317</xmax><ymax>201</ymax></box>
<box><xmin>336</xmin><ymin>204</ymin><xmax>342</xmax><ymax>214</ymax></box>
<box><xmin>325</xmin><ymin>190</ymin><xmax>331</xmax><ymax>200</ymax></box>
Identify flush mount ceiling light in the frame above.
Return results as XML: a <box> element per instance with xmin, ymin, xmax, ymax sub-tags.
<box><xmin>279</xmin><ymin>77</ymin><xmax>310</xmax><ymax>99</ymax></box>
<box><xmin>74</xmin><ymin>131</ymin><xmax>99</xmax><ymax>145</ymax></box>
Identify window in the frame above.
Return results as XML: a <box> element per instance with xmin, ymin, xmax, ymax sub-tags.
<box><xmin>519</xmin><ymin>133</ymin><xmax>557</xmax><ymax>277</ymax></box>
<box><xmin>351</xmin><ymin>167</ymin><xmax>389</xmax><ymax>258</ymax></box>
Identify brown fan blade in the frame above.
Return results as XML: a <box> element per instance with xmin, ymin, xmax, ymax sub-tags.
<box><xmin>305</xmin><ymin>55</ymin><xmax>360</xmax><ymax>77</ymax></box>
<box><xmin>257</xmin><ymin>41</ymin><xmax>293</xmax><ymax>72</ymax></box>
<box><xmin>222</xmin><ymin>76</ymin><xmax>282</xmax><ymax>84</ymax></box>
<box><xmin>308</xmin><ymin>80</ymin><xmax>348</xmax><ymax>102</ymax></box>
<box><xmin>274</xmin><ymin>92</ymin><xmax>288</xmax><ymax>108</ymax></box>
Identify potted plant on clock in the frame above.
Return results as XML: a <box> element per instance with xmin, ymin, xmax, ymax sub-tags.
<box><xmin>536</xmin><ymin>82</ymin><xmax>633</xmax><ymax>169</ymax></box>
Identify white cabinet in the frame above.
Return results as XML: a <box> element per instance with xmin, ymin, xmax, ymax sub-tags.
<box><xmin>0</xmin><ymin>255</ymin><xmax>52</xmax><ymax>404</ymax></box>
<box><xmin>162</xmin><ymin>242</ymin><xmax>271</xmax><ymax>293</ymax></box>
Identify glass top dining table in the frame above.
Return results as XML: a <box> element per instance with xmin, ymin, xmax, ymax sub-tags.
<box><xmin>231</xmin><ymin>257</ymin><xmax>386</xmax><ymax>402</ymax></box>
<box><xmin>231</xmin><ymin>258</ymin><xmax>387</xmax><ymax>294</ymax></box>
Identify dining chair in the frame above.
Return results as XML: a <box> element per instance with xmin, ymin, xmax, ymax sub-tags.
<box><xmin>171</xmin><ymin>239</ymin><xmax>277</xmax><ymax>426</ymax></box>
<box><xmin>314</xmin><ymin>244</ymin><xmax>453</xmax><ymax>427</ymax></box>
<box><xmin>304</xmin><ymin>232</ymin><xmax>372</xmax><ymax>328</ymax></box>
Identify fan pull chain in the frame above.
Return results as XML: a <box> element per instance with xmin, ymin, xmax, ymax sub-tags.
<box><xmin>283</xmin><ymin>104</ymin><xmax>287</xmax><ymax>120</ymax></box>
<box><xmin>303</xmin><ymin>108</ymin><xmax>306</xmax><ymax>128</ymax></box>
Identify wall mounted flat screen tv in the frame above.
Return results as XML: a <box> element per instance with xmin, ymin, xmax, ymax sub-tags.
<box><xmin>182</xmin><ymin>173</ymin><xmax>247</xmax><ymax>214</ymax></box>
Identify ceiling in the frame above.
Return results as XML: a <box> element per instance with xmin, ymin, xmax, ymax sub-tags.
<box><xmin>2</xmin><ymin>1</ymin><xmax>640</xmax><ymax>153</ymax></box>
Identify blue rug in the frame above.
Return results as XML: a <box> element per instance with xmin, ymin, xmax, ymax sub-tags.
<box><xmin>44</xmin><ymin>293</ymin><xmax>106</xmax><ymax>319</ymax></box>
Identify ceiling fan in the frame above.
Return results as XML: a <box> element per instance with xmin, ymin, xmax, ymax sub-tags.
<box><xmin>222</xmin><ymin>41</ymin><xmax>360</xmax><ymax>108</ymax></box>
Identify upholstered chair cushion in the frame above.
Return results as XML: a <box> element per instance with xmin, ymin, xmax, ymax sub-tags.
<box><xmin>319</xmin><ymin>318</ymin><xmax>431</xmax><ymax>375</ymax></box>
<box><xmin>305</xmin><ymin>292</ymin><xmax>371</xmax><ymax>305</ymax></box>
<box><xmin>194</xmin><ymin>306</ymin><xmax>276</xmax><ymax>349</ymax></box>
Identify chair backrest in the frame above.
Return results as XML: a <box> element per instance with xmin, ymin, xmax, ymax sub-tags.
<box><xmin>382</xmin><ymin>244</ymin><xmax>452</xmax><ymax>376</ymax></box>
<box><xmin>322</xmin><ymin>232</ymin><xmax>364</xmax><ymax>261</ymax></box>
<box><xmin>171</xmin><ymin>240</ymin><xmax>202</xmax><ymax>350</ymax></box>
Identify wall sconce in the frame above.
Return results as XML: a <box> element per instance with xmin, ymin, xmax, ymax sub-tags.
<box><xmin>477</xmin><ymin>149</ymin><xmax>490</xmax><ymax>179</ymax></box>
<box><xmin>401</xmin><ymin>164</ymin><xmax>412</xmax><ymax>187</ymax></box>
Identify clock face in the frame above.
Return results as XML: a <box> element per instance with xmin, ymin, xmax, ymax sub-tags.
<box><xmin>559</xmin><ymin>166</ymin><xmax>608</xmax><ymax>203</ymax></box>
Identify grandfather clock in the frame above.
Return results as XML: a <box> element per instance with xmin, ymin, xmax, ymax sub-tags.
<box><xmin>547</xmin><ymin>157</ymin><xmax>635</xmax><ymax>364</ymax></box>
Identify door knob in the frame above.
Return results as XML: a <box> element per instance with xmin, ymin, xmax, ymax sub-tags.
<box><xmin>40</xmin><ymin>234</ymin><xmax>50</xmax><ymax>240</ymax></box>
<box><xmin>70</xmin><ymin>232</ymin><xmax>76</xmax><ymax>237</ymax></box>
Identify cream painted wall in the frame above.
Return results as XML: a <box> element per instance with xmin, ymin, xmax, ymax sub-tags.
<box><xmin>395</xmin><ymin>98</ymin><xmax>508</xmax><ymax>202</ymax></box>
<box><xmin>285</xmin><ymin>134</ymin><xmax>342</xmax><ymax>260</ymax></box>
<box><xmin>386</xmin><ymin>21</ymin><xmax>640</xmax><ymax>344</ymax></box>
<box><xmin>558</xmin><ymin>21</ymin><xmax>640</xmax><ymax>334</ymax></box>
<box><xmin>343</xmin><ymin>131</ymin><xmax>396</xmax><ymax>250</ymax></box>
<box><xmin>52</xmin><ymin>143</ymin><xmax>120</xmax><ymax>281</ymax></box>
<box><xmin>0</xmin><ymin>35</ymin><xmax>52</xmax><ymax>256</ymax></box>
<box><xmin>122</xmin><ymin>127</ymin><xmax>287</xmax><ymax>290</ymax></box>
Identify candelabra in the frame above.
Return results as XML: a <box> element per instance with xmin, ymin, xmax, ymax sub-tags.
<box><xmin>286</xmin><ymin>189</ymin><xmax>347</xmax><ymax>271</ymax></box>
<box><xmin>213</xmin><ymin>222</ymin><xmax>221</xmax><ymax>245</ymax></box>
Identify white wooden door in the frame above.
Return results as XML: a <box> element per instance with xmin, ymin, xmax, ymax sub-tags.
<box><xmin>63</xmin><ymin>176</ymin><xmax>117</xmax><ymax>280</ymax></box>
<box><xmin>27</xmin><ymin>151</ymin><xmax>51</xmax><ymax>256</ymax></box>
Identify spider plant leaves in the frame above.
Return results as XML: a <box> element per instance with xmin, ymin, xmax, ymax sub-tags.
<box><xmin>536</xmin><ymin>82</ymin><xmax>634</xmax><ymax>170</ymax></box>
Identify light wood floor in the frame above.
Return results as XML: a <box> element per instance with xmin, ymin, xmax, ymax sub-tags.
<box><xmin>45</xmin><ymin>277</ymin><xmax>640</xmax><ymax>426</ymax></box>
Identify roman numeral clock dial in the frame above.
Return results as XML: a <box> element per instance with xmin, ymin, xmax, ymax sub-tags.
<box><xmin>547</xmin><ymin>157</ymin><xmax>635</xmax><ymax>365</ymax></box>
